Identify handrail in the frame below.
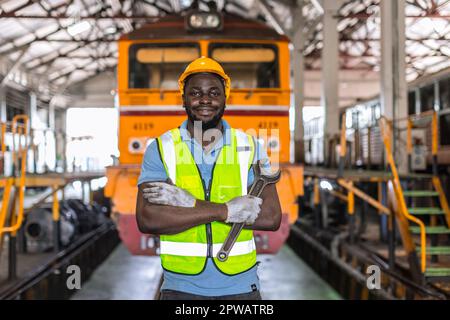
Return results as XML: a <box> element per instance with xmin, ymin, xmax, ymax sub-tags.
<box><xmin>406</xmin><ymin>119</ymin><xmax>413</xmax><ymax>156</ymax></box>
<box><xmin>431</xmin><ymin>111</ymin><xmax>438</xmax><ymax>176</ymax></box>
<box><xmin>338</xmin><ymin>113</ymin><xmax>347</xmax><ymax>177</ymax></box>
<box><xmin>391</xmin><ymin>110</ymin><xmax>435</xmax><ymax>123</ymax></box>
<box><xmin>379</xmin><ymin>116</ymin><xmax>427</xmax><ymax>273</ymax></box>
<box><xmin>339</xmin><ymin>113</ymin><xmax>347</xmax><ymax>159</ymax></box>
<box><xmin>313</xmin><ymin>178</ymin><xmax>320</xmax><ymax>207</ymax></box>
<box><xmin>1</xmin><ymin>115</ymin><xmax>29</xmax><ymax>234</ymax></box>
<box><xmin>329</xmin><ymin>189</ymin><xmax>348</xmax><ymax>202</ymax></box>
<box><xmin>431</xmin><ymin>111</ymin><xmax>438</xmax><ymax>157</ymax></box>
<box><xmin>347</xmin><ymin>181</ymin><xmax>355</xmax><ymax>216</ymax></box>
<box><xmin>432</xmin><ymin>177</ymin><xmax>450</xmax><ymax>229</ymax></box>
<box><xmin>337</xmin><ymin>179</ymin><xmax>391</xmax><ymax>215</ymax></box>
<box><xmin>0</xmin><ymin>178</ymin><xmax>14</xmax><ymax>237</ymax></box>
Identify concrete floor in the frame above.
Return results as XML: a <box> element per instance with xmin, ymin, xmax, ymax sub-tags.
<box><xmin>71</xmin><ymin>244</ymin><xmax>340</xmax><ymax>300</ymax></box>
<box><xmin>71</xmin><ymin>244</ymin><xmax>162</xmax><ymax>300</ymax></box>
<box><xmin>258</xmin><ymin>246</ymin><xmax>341</xmax><ymax>300</ymax></box>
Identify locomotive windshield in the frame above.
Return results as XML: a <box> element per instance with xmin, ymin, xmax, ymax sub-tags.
<box><xmin>128</xmin><ymin>43</ymin><xmax>279</xmax><ymax>90</ymax></box>
<box><xmin>209</xmin><ymin>43</ymin><xmax>279</xmax><ymax>89</ymax></box>
<box><xmin>128</xmin><ymin>43</ymin><xmax>200</xmax><ymax>89</ymax></box>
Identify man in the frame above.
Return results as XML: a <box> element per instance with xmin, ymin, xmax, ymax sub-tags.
<box><xmin>136</xmin><ymin>57</ymin><xmax>282</xmax><ymax>300</ymax></box>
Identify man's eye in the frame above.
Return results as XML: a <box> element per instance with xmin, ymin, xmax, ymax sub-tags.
<box><xmin>191</xmin><ymin>91</ymin><xmax>201</xmax><ymax>97</ymax></box>
<box><xmin>210</xmin><ymin>91</ymin><xmax>219</xmax><ymax>97</ymax></box>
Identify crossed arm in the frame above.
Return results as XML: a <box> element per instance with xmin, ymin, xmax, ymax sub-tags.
<box><xmin>135</xmin><ymin>182</ymin><xmax>282</xmax><ymax>235</ymax></box>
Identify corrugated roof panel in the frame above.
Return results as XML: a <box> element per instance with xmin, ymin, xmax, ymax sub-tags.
<box><xmin>0</xmin><ymin>0</ymin><xmax>448</xmax><ymax>91</ymax></box>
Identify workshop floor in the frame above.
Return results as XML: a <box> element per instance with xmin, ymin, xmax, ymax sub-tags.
<box><xmin>71</xmin><ymin>244</ymin><xmax>341</xmax><ymax>300</ymax></box>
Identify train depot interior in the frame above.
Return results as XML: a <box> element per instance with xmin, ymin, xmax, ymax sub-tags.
<box><xmin>0</xmin><ymin>0</ymin><xmax>450</xmax><ymax>301</ymax></box>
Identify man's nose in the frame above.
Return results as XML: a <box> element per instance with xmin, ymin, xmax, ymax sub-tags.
<box><xmin>200</xmin><ymin>94</ymin><xmax>212</xmax><ymax>104</ymax></box>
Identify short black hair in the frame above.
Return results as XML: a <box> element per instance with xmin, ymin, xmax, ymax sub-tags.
<box><xmin>183</xmin><ymin>72</ymin><xmax>226</xmax><ymax>94</ymax></box>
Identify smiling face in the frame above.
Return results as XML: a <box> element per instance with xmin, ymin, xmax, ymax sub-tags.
<box><xmin>182</xmin><ymin>73</ymin><xmax>226</xmax><ymax>130</ymax></box>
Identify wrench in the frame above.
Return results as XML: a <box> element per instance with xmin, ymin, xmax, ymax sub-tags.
<box><xmin>216</xmin><ymin>160</ymin><xmax>281</xmax><ymax>262</ymax></box>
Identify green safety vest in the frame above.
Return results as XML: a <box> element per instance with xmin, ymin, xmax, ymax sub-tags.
<box><xmin>156</xmin><ymin>126</ymin><xmax>256</xmax><ymax>275</ymax></box>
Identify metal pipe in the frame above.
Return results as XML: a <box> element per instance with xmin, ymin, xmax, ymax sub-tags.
<box><xmin>291</xmin><ymin>225</ymin><xmax>396</xmax><ymax>300</ymax></box>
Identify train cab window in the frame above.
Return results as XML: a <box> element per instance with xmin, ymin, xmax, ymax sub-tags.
<box><xmin>128</xmin><ymin>44</ymin><xmax>200</xmax><ymax>89</ymax></box>
<box><xmin>420</xmin><ymin>84</ymin><xmax>435</xmax><ymax>112</ymax></box>
<box><xmin>439</xmin><ymin>77</ymin><xmax>450</xmax><ymax>110</ymax></box>
<box><xmin>209</xmin><ymin>44</ymin><xmax>279</xmax><ymax>88</ymax></box>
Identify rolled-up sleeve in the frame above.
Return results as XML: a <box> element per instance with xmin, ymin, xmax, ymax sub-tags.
<box><xmin>137</xmin><ymin>140</ymin><xmax>168</xmax><ymax>186</ymax></box>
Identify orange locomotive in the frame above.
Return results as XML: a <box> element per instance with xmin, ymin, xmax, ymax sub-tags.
<box><xmin>105</xmin><ymin>9</ymin><xmax>303</xmax><ymax>255</ymax></box>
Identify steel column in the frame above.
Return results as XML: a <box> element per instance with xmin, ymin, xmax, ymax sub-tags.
<box><xmin>321</xmin><ymin>0</ymin><xmax>341</xmax><ymax>164</ymax></box>
<box><xmin>380</xmin><ymin>0</ymin><xmax>408</xmax><ymax>173</ymax></box>
<box><xmin>292</xmin><ymin>0</ymin><xmax>305</xmax><ymax>163</ymax></box>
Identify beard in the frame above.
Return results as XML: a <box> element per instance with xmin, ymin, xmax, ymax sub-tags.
<box><xmin>184</xmin><ymin>105</ymin><xmax>225</xmax><ymax>131</ymax></box>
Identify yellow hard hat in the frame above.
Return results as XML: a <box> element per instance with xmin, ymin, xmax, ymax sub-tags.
<box><xmin>178</xmin><ymin>56</ymin><xmax>231</xmax><ymax>99</ymax></box>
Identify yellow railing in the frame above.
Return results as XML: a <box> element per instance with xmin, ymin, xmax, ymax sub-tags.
<box><xmin>338</xmin><ymin>113</ymin><xmax>347</xmax><ymax>177</ymax></box>
<box><xmin>432</xmin><ymin>112</ymin><xmax>438</xmax><ymax>157</ymax></box>
<box><xmin>0</xmin><ymin>115</ymin><xmax>29</xmax><ymax>235</ymax></box>
<box><xmin>379</xmin><ymin>116</ymin><xmax>427</xmax><ymax>273</ymax></box>
<box><xmin>339</xmin><ymin>113</ymin><xmax>347</xmax><ymax>159</ymax></box>
<box><xmin>337</xmin><ymin>179</ymin><xmax>391</xmax><ymax>215</ymax></box>
<box><xmin>432</xmin><ymin>177</ymin><xmax>450</xmax><ymax>228</ymax></box>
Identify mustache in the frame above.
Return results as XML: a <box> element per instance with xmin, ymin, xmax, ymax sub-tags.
<box><xmin>184</xmin><ymin>105</ymin><xmax>226</xmax><ymax>130</ymax></box>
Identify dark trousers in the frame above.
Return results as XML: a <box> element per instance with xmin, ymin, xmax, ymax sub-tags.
<box><xmin>160</xmin><ymin>289</ymin><xmax>262</xmax><ymax>300</ymax></box>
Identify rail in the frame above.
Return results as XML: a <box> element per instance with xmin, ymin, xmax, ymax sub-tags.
<box><xmin>379</xmin><ymin>116</ymin><xmax>427</xmax><ymax>273</ymax></box>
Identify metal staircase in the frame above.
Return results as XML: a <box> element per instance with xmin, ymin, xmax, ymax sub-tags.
<box><xmin>380</xmin><ymin>116</ymin><xmax>450</xmax><ymax>282</ymax></box>
<box><xmin>406</xmin><ymin>180</ymin><xmax>450</xmax><ymax>279</ymax></box>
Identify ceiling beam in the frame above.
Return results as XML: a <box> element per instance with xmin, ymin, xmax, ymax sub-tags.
<box><xmin>0</xmin><ymin>46</ymin><xmax>29</xmax><ymax>88</ymax></box>
<box><xmin>257</xmin><ymin>0</ymin><xmax>291</xmax><ymax>37</ymax></box>
<box><xmin>335</xmin><ymin>13</ymin><xmax>450</xmax><ymax>19</ymax></box>
<box><xmin>310</xmin><ymin>0</ymin><xmax>324</xmax><ymax>14</ymax></box>
<box><xmin>0</xmin><ymin>12</ymin><xmax>160</xmax><ymax>19</ymax></box>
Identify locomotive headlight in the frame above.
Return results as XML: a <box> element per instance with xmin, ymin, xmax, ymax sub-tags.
<box><xmin>186</xmin><ymin>12</ymin><xmax>223</xmax><ymax>31</ymax></box>
<box><xmin>205</xmin><ymin>14</ymin><xmax>220</xmax><ymax>28</ymax></box>
<box><xmin>129</xmin><ymin>137</ymin><xmax>149</xmax><ymax>154</ymax></box>
<box><xmin>189</xmin><ymin>14</ymin><xmax>204</xmax><ymax>28</ymax></box>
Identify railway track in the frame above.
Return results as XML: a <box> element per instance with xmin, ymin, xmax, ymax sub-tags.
<box><xmin>0</xmin><ymin>221</ymin><xmax>120</xmax><ymax>300</ymax></box>
<box><xmin>288</xmin><ymin>223</ymin><xmax>449</xmax><ymax>300</ymax></box>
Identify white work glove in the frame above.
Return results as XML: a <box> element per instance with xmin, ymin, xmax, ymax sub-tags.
<box><xmin>142</xmin><ymin>182</ymin><xmax>196</xmax><ymax>207</ymax></box>
<box><xmin>225</xmin><ymin>195</ymin><xmax>263</xmax><ymax>225</ymax></box>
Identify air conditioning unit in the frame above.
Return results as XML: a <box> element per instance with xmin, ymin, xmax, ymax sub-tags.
<box><xmin>411</xmin><ymin>145</ymin><xmax>427</xmax><ymax>171</ymax></box>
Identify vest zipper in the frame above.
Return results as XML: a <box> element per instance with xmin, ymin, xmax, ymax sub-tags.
<box><xmin>194</xmin><ymin>162</ymin><xmax>216</xmax><ymax>258</ymax></box>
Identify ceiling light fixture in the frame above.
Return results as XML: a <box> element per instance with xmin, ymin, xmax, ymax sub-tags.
<box><xmin>67</xmin><ymin>21</ymin><xmax>91</xmax><ymax>36</ymax></box>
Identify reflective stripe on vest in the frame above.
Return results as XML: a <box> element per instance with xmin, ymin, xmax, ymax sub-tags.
<box><xmin>157</xmin><ymin>127</ymin><xmax>256</xmax><ymax>275</ymax></box>
<box><xmin>160</xmin><ymin>239</ymin><xmax>256</xmax><ymax>257</ymax></box>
